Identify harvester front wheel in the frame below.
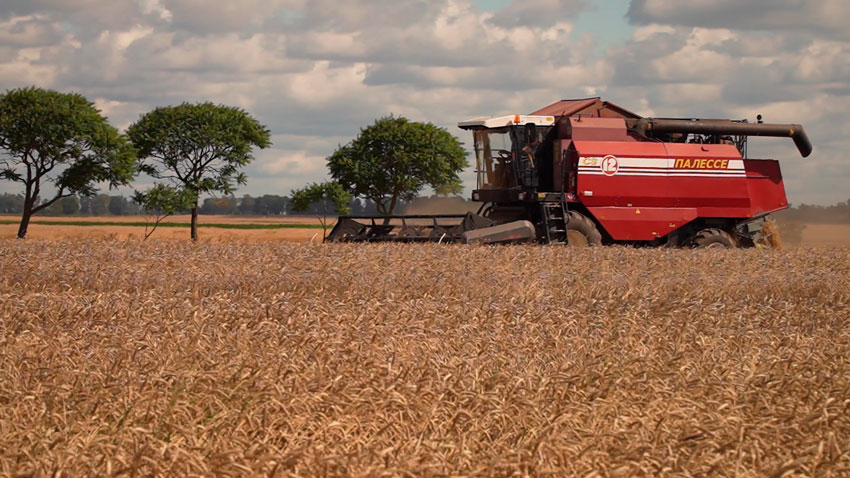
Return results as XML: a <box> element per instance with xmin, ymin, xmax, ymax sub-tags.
<box><xmin>691</xmin><ymin>228</ymin><xmax>736</xmax><ymax>249</ymax></box>
<box><xmin>566</xmin><ymin>211</ymin><xmax>602</xmax><ymax>247</ymax></box>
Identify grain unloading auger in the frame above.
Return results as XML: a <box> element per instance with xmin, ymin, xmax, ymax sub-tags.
<box><xmin>327</xmin><ymin>98</ymin><xmax>811</xmax><ymax>247</ymax></box>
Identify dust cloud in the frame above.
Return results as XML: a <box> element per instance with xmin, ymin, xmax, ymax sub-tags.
<box><xmin>402</xmin><ymin>196</ymin><xmax>482</xmax><ymax>215</ymax></box>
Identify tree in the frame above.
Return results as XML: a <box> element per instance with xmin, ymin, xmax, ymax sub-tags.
<box><xmin>128</xmin><ymin>102</ymin><xmax>271</xmax><ymax>240</ymax></box>
<box><xmin>254</xmin><ymin>194</ymin><xmax>289</xmax><ymax>215</ymax></box>
<box><xmin>238</xmin><ymin>194</ymin><xmax>255</xmax><ymax>215</ymax></box>
<box><xmin>79</xmin><ymin>195</ymin><xmax>91</xmax><ymax>215</ymax></box>
<box><xmin>200</xmin><ymin>196</ymin><xmax>238</xmax><ymax>215</ymax></box>
<box><xmin>327</xmin><ymin>116</ymin><xmax>467</xmax><ymax>215</ymax></box>
<box><xmin>108</xmin><ymin>195</ymin><xmax>127</xmax><ymax>215</ymax></box>
<box><xmin>0</xmin><ymin>193</ymin><xmax>24</xmax><ymax>214</ymax></box>
<box><xmin>291</xmin><ymin>181</ymin><xmax>351</xmax><ymax>239</ymax></box>
<box><xmin>90</xmin><ymin>194</ymin><xmax>111</xmax><ymax>215</ymax></box>
<box><xmin>40</xmin><ymin>195</ymin><xmax>81</xmax><ymax>216</ymax></box>
<box><xmin>0</xmin><ymin>87</ymin><xmax>136</xmax><ymax>238</ymax></box>
<box><xmin>123</xmin><ymin>198</ymin><xmax>142</xmax><ymax>215</ymax></box>
<box><xmin>133</xmin><ymin>184</ymin><xmax>195</xmax><ymax>240</ymax></box>
<box><xmin>434</xmin><ymin>181</ymin><xmax>464</xmax><ymax>196</ymax></box>
<box><xmin>60</xmin><ymin>195</ymin><xmax>80</xmax><ymax>215</ymax></box>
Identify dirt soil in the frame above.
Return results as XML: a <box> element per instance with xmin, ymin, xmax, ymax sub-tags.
<box><xmin>799</xmin><ymin>224</ymin><xmax>850</xmax><ymax>248</ymax></box>
<box><xmin>0</xmin><ymin>215</ymin><xmax>326</xmax><ymax>241</ymax></box>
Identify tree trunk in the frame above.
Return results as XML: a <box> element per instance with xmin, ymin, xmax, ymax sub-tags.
<box><xmin>190</xmin><ymin>205</ymin><xmax>199</xmax><ymax>241</ymax></box>
<box><xmin>386</xmin><ymin>184</ymin><xmax>402</xmax><ymax>215</ymax></box>
<box><xmin>320</xmin><ymin>203</ymin><xmax>328</xmax><ymax>240</ymax></box>
<box><xmin>319</xmin><ymin>217</ymin><xmax>328</xmax><ymax>241</ymax></box>
<box><xmin>381</xmin><ymin>193</ymin><xmax>400</xmax><ymax>226</ymax></box>
<box><xmin>387</xmin><ymin>194</ymin><xmax>398</xmax><ymax>215</ymax></box>
<box><xmin>18</xmin><ymin>184</ymin><xmax>36</xmax><ymax>239</ymax></box>
<box><xmin>17</xmin><ymin>206</ymin><xmax>33</xmax><ymax>239</ymax></box>
<box><xmin>375</xmin><ymin>198</ymin><xmax>390</xmax><ymax>225</ymax></box>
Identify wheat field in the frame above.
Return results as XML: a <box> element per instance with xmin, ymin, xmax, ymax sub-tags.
<box><xmin>1</xmin><ymin>240</ymin><xmax>849</xmax><ymax>477</ymax></box>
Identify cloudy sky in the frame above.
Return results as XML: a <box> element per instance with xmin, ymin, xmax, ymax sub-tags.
<box><xmin>1</xmin><ymin>0</ymin><xmax>848</xmax><ymax>205</ymax></box>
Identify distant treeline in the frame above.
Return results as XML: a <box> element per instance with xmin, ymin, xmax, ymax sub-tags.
<box><xmin>0</xmin><ymin>193</ymin><xmax>408</xmax><ymax>217</ymax></box>
<box><xmin>774</xmin><ymin>200</ymin><xmax>850</xmax><ymax>224</ymax></box>
<box><xmin>3</xmin><ymin>192</ymin><xmax>847</xmax><ymax>222</ymax></box>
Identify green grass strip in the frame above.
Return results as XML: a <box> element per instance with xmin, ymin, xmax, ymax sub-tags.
<box><xmin>0</xmin><ymin>219</ymin><xmax>327</xmax><ymax>229</ymax></box>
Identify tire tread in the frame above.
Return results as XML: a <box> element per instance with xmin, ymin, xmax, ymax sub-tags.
<box><xmin>692</xmin><ymin>228</ymin><xmax>736</xmax><ymax>248</ymax></box>
<box><xmin>567</xmin><ymin>211</ymin><xmax>603</xmax><ymax>246</ymax></box>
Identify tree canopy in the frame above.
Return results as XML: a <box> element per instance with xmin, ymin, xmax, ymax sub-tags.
<box><xmin>133</xmin><ymin>184</ymin><xmax>196</xmax><ymax>239</ymax></box>
<box><xmin>0</xmin><ymin>86</ymin><xmax>136</xmax><ymax>238</ymax></box>
<box><xmin>327</xmin><ymin>116</ymin><xmax>467</xmax><ymax>215</ymax></box>
<box><xmin>128</xmin><ymin>102</ymin><xmax>271</xmax><ymax>240</ymax></box>
<box><xmin>291</xmin><ymin>181</ymin><xmax>352</xmax><ymax>239</ymax></box>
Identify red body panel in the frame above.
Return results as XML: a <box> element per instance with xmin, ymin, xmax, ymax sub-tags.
<box><xmin>745</xmin><ymin>159</ymin><xmax>788</xmax><ymax>215</ymax></box>
<box><xmin>567</xmin><ymin>139</ymin><xmax>788</xmax><ymax>241</ymax></box>
<box><xmin>585</xmin><ymin>207</ymin><xmax>699</xmax><ymax>241</ymax></box>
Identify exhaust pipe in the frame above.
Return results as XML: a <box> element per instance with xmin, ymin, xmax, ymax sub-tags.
<box><xmin>629</xmin><ymin>118</ymin><xmax>813</xmax><ymax>157</ymax></box>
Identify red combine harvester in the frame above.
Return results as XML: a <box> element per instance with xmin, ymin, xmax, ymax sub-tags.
<box><xmin>327</xmin><ymin>98</ymin><xmax>811</xmax><ymax>247</ymax></box>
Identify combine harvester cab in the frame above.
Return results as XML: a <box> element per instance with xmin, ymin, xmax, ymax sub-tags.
<box><xmin>327</xmin><ymin>97</ymin><xmax>811</xmax><ymax>247</ymax></box>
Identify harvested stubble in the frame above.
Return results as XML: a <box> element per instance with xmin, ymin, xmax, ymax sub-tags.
<box><xmin>1</xmin><ymin>240</ymin><xmax>849</xmax><ymax>477</ymax></box>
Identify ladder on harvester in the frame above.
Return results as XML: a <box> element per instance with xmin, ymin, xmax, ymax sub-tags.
<box><xmin>540</xmin><ymin>201</ymin><xmax>569</xmax><ymax>245</ymax></box>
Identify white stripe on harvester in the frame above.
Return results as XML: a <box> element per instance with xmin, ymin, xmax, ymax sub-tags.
<box><xmin>579</xmin><ymin>157</ymin><xmax>745</xmax><ymax>169</ymax></box>
<box><xmin>579</xmin><ymin>167</ymin><xmax>745</xmax><ymax>174</ymax></box>
<box><xmin>579</xmin><ymin>171</ymin><xmax>746</xmax><ymax>177</ymax></box>
<box><xmin>578</xmin><ymin>156</ymin><xmax>746</xmax><ymax>178</ymax></box>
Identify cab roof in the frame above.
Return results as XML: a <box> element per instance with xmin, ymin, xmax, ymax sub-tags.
<box><xmin>458</xmin><ymin>98</ymin><xmax>641</xmax><ymax>129</ymax></box>
<box><xmin>457</xmin><ymin>114</ymin><xmax>555</xmax><ymax>130</ymax></box>
<box><xmin>530</xmin><ymin>97</ymin><xmax>641</xmax><ymax>119</ymax></box>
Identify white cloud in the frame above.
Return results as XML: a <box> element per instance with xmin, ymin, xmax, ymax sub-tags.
<box><xmin>260</xmin><ymin>151</ymin><xmax>326</xmax><ymax>176</ymax></box>
<box><xmin>137</xmin><ymin>0</ymin><xmax>172</xmax><ymax>22</ymax></box>
<box><xmin>0</xmin><ymin>47</ymin><xmax>58</xmax><ymax>87</ymax></box>
<box><xmin>0</xmin><ymin>15</ymin><xmax>63</xmax><ymax>47</ymax></box>
<box><xmin>628</xmin><ymin>0</ymin><xmax>850</xmax><ymax>40</ymax></box>
<box><xmin>487</xmin><ymin>0</ymin><xmax>588</xmax><ymax>29</ymax></box>
<box><xmin>286</xmin><ymin>61</ymin><xmax>368</xmax><ymax>106</ymax></box>
<box><xmin>1</xmin><ymin>0</ymin><xmax>848</xmax><ymax>204</ymax></box>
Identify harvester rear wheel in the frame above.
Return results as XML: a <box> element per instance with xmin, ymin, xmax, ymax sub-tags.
<box><xmin>566</xmin><ymin>211</ymin><xmax>602</xmax><ymax>247</ymax></box>
<box><xmin>691</xmin><ymin>228</ymin><xmax>736</xmax><ymax>249</ymax></box>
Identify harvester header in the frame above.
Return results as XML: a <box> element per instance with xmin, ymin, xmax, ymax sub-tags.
<box><xmin>328</xmin><ymin>97</ymin><xmax>810</xmax><ymax>248</ymax></box>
